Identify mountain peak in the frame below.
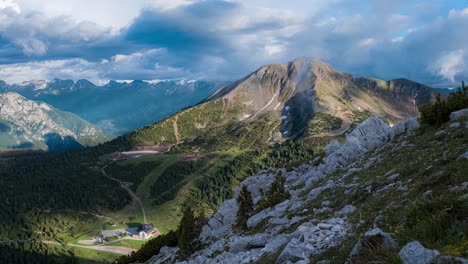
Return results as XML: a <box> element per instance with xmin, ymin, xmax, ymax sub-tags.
<box><xmin>0</xmin><ymin>93</ymin><xmax>108</xmax><ymax>150</ymax></box>
<box><xmin>1</xmin><ymin>91</ymin><xmax>24</xmax><ymax>99</ymax></box>
<box><xmin>0</xmin><ymin>80</ymin><xmax>8</xmax><ymax>88</ymax></box>
<box><xmin>75</xmin><ymin>79</ymin><xmax>97</xmax><ymax>89</ymax></box>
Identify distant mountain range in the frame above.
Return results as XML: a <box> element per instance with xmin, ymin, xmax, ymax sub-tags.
<box><xmin>0</xmin><ymin>79</ymin><xmax>226</xmax><ymax>136</ymax></box>
<box><xmin>0</xmin><ymin>92</ymin><xmax>108</xmax><ymax>151</ymax></box>
<box><xmin>0</xmin><ymin>59</ymin><xmax>442</xmax><ymax>153</ymax></box>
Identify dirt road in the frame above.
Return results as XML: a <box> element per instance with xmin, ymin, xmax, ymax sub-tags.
<box><xmin>101</xmin><ymin>160</ymin><xmax>148</xmax><ymax>224</ymax></box>
<box><xmin>43</xmin><ymin>240</ymin><xmax>134</xmax><ymax>255</ymax></box>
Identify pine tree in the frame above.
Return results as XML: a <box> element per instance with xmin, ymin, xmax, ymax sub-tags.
<box><xmin>257</xmin><ymin>171</ymin><xmax>290</xmax><ymax>211</ymax></box>
<box><xmin>177</xmin><ymin>206</ymin><xmax>196</xmax><ymax>257</ymax></box>
<box><xmin>419</xmin><ymin>81</ymin><xmax>468</xmax><ymax>126</ymax></box>
<box><xmin>235</xmin><ymin>185</ymin><xmax>254</xmax><ymax>230</ymax></box>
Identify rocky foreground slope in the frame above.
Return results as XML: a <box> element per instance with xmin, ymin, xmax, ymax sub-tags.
<box><xmin>147</xmin><ymin>109</ymin><xmax>468</xmax><ymax>264</ymax></box>
<box><xmin>0</xmin><ymin>92</ymin><xmax>108</xmax><ymax>151</ymax></box>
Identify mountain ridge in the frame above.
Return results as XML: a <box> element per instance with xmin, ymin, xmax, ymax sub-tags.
<box><xmin>0</xmin><ymin>79</ymin><xmax>227</xmax><ymax>136</ymax></box>
<box><xmin>0</xmin><ymin>92</ymin><xmax>108</xmax><ymax>151</ymax></box>
<box><xmin>109</xmin><ymin>58</ymin><xmax>440</xmax><ymax>151</ymax></box>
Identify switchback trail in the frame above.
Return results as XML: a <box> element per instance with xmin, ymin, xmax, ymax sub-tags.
<box><xmin>100</xmin><ymin>160</ymin><xmax>148</xmax><ymax>224</ymax></box>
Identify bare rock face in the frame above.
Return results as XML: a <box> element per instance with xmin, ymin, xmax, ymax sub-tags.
<box><xmin>199</xmin><ymin>198</ymin><xmax>238</xmax><ymax>242</ymax></box>
<box><xmin>352</xmin><ymin>77</ymin><xmax>437</xmax><ymax>107</ymax></box>
<box><xmin>320</xmin><ymin>116</ymin><xmax>392</xmax><ymax>175</ymax></box>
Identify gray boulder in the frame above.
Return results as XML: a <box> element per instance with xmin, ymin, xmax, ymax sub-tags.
<box><xmin>237</xmin><ymin>173</ymin><xmax>275</xmax><ymax>204</ymax></box>
<box><xmin>228</xmin><ymin>234</ymin><xmax>272</xmax><ymax>253</ymax></box>
<box><xmin>387</xmin><ymin>173</ymin><xmax>400</xmax><ymax>181</ymax></box>
<box><xmin>349</xmin><ymin>228</ymin><xmax>398</xmax><ymax>258</ymax></box>
<box><xmin>399</xmin><ymin>241</ymin><xmax>440</xmax><ymax>264</ymax></box>
<box><xmin>450</xmin><ymin>108</ymin><xmax>468</xmax><ymax>121</ymax></box>
<box><xmin>392</xmin><ymin>117</ymin><xmax>420</xmax><ymax>136</ymax></box>
<box><xmin>261</xmin><ymin>235</ymin><xmax>290</xmax><ymax>253</ymax></box>
<box><xmin>209</xmin><ymin>249</ymin><xmax>263</xmax><ymax>264</ymax></box>
<box><xmin>335</xmin><ymin>205</ymin><xmax>357</xmax><ymax>216</ymax></box>
<box><xmin>276</xmin><ymin>238</ymin><xmax>314</xmax><ymax>264</ymax></box>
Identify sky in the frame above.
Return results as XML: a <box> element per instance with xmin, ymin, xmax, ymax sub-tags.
<box><xmin>0</xmin><ymin>0</ymin><xmax>467</xmax><ymax>86</ymax></box>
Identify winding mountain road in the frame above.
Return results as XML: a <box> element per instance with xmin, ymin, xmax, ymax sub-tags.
<box><xmin>100</xmin><ymin>160</ymin><xmax>148</xmax><ymax>224</ymax></box>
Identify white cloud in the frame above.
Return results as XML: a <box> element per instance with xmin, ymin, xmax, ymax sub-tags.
<box><xmin>15</xmin><ymin>38</ymin><xmax>48</xmax><ymax>56</ymax></box>
<box><xmin>16</xmin><ymin>0</ymin><xmax>145</xmax><ymax>29</ymax></box>
<box><xmin>0</xmin><ymin>49</ymin><xmax>189</xmax><ymax>84</ymax></box>
<box><xmin>448</xmin><ymin>8</ymin><xmax>468</xmax><ymax>19</ymax></box>
<box><xmin>0</xmin><ymin>0</ymin><xmax>20</xmax><ymax>13</ymax></box>
<box><xmin>149</xmin><ymin>0</ymin><xmax>196</xmax><ymax>11</ymax></box>
<box><xmin>358</xmin><ymin>38</ymin><xmax>376</xmax><ymax>47</ymax></box>
<box><xmin>430</xmin><ymin>49</ymin><xmax>466</xmax><ymax>82</ymax></box>
<box><xmin>392</xmin><ymin>36</ymin><xmax>404</xmax><ymax>43</ymax></box>
<box><xmin>0</xmin><ymin>59</ymin><xmax>103</xmax><ymax>84</ymax></box>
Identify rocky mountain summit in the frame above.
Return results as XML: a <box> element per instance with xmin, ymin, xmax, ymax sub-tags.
<box><xmin>0</xmin><ymin>92</ymin><xmax>108</xmax><ymax>151</ymax></box>
<box><xmin>147</xmin><ymin>109</ymin><xmax>468</xmax><ymax>264</ymax></box>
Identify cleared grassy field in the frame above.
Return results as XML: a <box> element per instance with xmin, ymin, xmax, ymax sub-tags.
<box><xmin>105</xmin><ymin>239</ymin><xmax>148</xmax><ymax>249</ymax></box>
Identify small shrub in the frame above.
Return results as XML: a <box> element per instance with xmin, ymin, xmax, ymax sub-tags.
<box><xmin>419</xmin><ymin>81</ymin><xmax>468</xmax><ymax>126</ymax></box>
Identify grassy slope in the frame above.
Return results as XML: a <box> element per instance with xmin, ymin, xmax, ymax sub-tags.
<box><xmin>46</xmin><ymin>244</ymin><xmax>120</xmax><ymax>264</ymax></box>
<box><xmin>106</xmin><ymin>152</ymin><xmax>241</xmax><ymax>233</ymax></box>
